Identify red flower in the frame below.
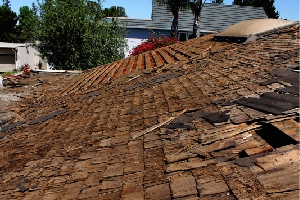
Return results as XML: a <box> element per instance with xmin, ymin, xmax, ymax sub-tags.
<box><xmin>130</xmin><ymin>31</ymin><xmax>179</xmax><ymax>56</ymax></box>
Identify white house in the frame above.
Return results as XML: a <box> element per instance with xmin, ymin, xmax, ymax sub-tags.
<box><xmin>107</xmin><ymin>0</ymin><xmax>267</xmax><ymax>57</ymax></box>
<box><xmin>0</xmin><ymin>42</ymin><xmax>47</xmax><ymax>72</ymax></box>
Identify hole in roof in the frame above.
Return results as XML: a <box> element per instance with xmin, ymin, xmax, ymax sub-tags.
<box><xmin>238</xmin><ymin>150</ymin><xmax>248</xmax><ymax>158</ymax></box>
<box><xmin>255</xmin><ymin>122</ymin><xmax>298</xmax><ymax>149</ymax></box>
<box><xmin>214</xmin><ymin>19</ymin><xmax>297</xmax><ymax>41</ymax></box>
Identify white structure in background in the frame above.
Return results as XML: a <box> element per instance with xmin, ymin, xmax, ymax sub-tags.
<box><xmin>0</xmin><ymin>42</ymin><xmax>47</xmax><ymax>72</ymax></box>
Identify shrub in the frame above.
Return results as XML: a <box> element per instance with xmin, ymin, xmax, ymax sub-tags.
<box><xmin>130</xmin><ymin>31</ymin><xmax>179</xmax><ymax>56</ymax></box>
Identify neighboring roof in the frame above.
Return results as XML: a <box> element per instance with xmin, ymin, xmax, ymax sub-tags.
<box><xmin>0</xmin><ymin>21</ymin><xmax>299</xmax><ymax>199</ymax></box>
<box><xmin>107</xmin><ymin>0</ymin><xmax>268</xmax><ymax>32</ymax></box>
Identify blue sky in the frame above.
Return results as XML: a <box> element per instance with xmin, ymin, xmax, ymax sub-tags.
<box><xmin>10</xmin><ymin>0</ymin><xmax>300</xmax><ymax>21</ymax></box>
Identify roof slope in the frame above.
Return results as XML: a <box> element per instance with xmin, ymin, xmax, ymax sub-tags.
<box><xmin>0</xmin><ymin>23</ymin><xmax>299</xmax><ymax>199</ymax></box>
<box><xmin>109</xmin><ymin>1</ymin><xmax>267</xmax><ymax>32</ymax></box>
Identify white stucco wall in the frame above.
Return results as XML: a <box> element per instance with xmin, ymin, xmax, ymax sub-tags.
<box><xmin>0</xmin><ymin>42</ymin><xmax>48</xmax><ymax>72</ymax></box>
<box><xmin>16</xmin><ymin>46</ymin><xmax>41</xmax><ymax>70</ymax></box>
<box><xmin>124</xmin><ymin>28</ymin><xmax>196</xmax><ymax>57</ymax></box>
<box><xmin>125</xmin><ymin>28</ymin><xmax>173</xmax><ymax>57</ymax></box>
<box><xmin>126</xmin><ymin>38</ymin><xmax>144</xmax><ymax>57</ymax></box>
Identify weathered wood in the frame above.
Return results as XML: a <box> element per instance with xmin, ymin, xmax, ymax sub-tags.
<box><xmin>156</xmin><ymin>48</ymin><xmax>174</xmax><ymax>64</ymax></box>
<box><xmin>121</xmin><ymin>57</ymin><xmax>135</xmax><ymax>76</ymax></box>
<box><xmin>220</xmin><ymin>164</ymin><xmax>266</xmax><ymax>199</ymax></box>
<box><xmin>200</xmin><ymin>124</ymin><xmax>261</xmax><ymax>145</ymax></box>
<box><xmin>245</xmin><ymin>144</ymin><xmax>273</xmax><ymax>156</ymax></box>
<box><xmin>164</xmin><ymin>47</ymin><xmax>185</xmax><ymax>61</ymax></box>
<box><xmin>192</xmin><ymin>165</ymin><xmax>230</xmax><ymax>196</ymax></box>
<box><xmin>170</xmin><ymin>45</ymin><xmax>195</xmax><ymax>58</ymax></box>
<box><xmin>145</xmin><ymin>184</ymin><xmax>171</xmax><ymax>200</ymax></box>
<box><xmin>150</xmin><ymin>50</ymin><xmax>164</xmax><ymax>67</ymax></box>
<box><xmin>165</xmin><ymin>152</ymin><xmax>190</xmax><ymax>163</ymax></box>
<box><xmin>166</xmin><ymin>160</ymin><xmax>216</xmax><ymax>173</ymax></box>
<box><xmin>131</xmin><ymin>109</ymin><xmax>187</xmax><ymax>140</ymax></box>
<box><xmin>271</xmin><ymin>119</ymin><xmax>300</xmax><ymax>142</ymax></box>
<box><xmin>256</xmin><ymin>164</ymin><xmax>299</xmax><ymax>193</ymax></box>
<box><xmin>266</xmin><ymin>190</ymin><xmax>299</xmax><ymax>199</ymax></box>
<box><xmin>191</xmin><ymin>140</ymin><xmax>236</xmax><ymax>155</ymax></box>
<box><xmin>144</xmin><ymin>52</ymin><xmax>153</xmax><ymax>70</ymax></box>
<box><xmin>105</xmin><ymin>60</ymin><xmax>125</xmax><ymax>82</ymax></box>
<box><xmin>191</xmin><ymin>132</ymin><xmax>254</xmax><ymax>155</ymax></box>
<box><xmin>169</xmin><ymin>173</ymin><xmax>197</xmax><ymax>198</ymax></box>
<box><xmin>133</xmin><ymin>54</ymin><xmax>143</xmax><ymax>72</ymax></box>
<box><xmin>255</xmin><ymin>149</ymin><xmax>299</xmax><ymax>170</ymax></box>
<box><xmin>197</xmin><ymin>192</ymin><xmax>236</xmax><ymax>200</ymax></box>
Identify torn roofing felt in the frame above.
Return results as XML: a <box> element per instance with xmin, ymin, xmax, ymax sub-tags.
<box><xmin>235</xmin><ymin>92</ymin><xmax>299</xmax><ymax>115</ymax></box>
<box><xmin>235</xmin><ymin>68</ymin><xmax>299</xmax><ymax>115</ymax></box>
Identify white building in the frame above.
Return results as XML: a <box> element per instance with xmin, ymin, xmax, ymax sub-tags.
<box><xmin>0</xmin><ymin>42</ymin><xmax>47</xmax><ymax>72</ymax></box>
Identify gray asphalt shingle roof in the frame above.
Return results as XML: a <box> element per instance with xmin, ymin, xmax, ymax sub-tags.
<box><xmin>108</xmin><ymin>1</ymin><xmax>267</xmax><ymax>33</ymax></box>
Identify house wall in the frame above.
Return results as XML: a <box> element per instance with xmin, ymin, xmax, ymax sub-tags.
<box><xmin>125</xmin><ymin>28</ymin><xmax>192</xmax><ymax>57</ymax></box>
<box><xmin>16</xmin><ymin>46</ymin><xmax>47</xmax><ymax>70</ymax></box>
<box><xmin>125</xmin><ymin>28</ymin><xmax>171</xmax><ymax>57</ymax></box>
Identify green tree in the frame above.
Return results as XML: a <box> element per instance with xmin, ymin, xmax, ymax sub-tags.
<box><xmin>17</xmin><ymin>4</ymin><xmax>39</xmax><ymax>42</ymax></box>
<box><xmin>232</xmin><ymin>0</ymin><xmax>279</xmax><ymax>18</ymax></box>
<box><xmin>0</xmin><ymin>2</ymin><xmax>18</xmax><ymax>42</ymax></box>
<box><xmin>155</xmin><ymin>0</ymin><xmax>191</xmax><ymax>37</ymax></box>
<box><xmin>36</xmin><ymin>0</ymin><xmax>128</xmax><ymax>70</ymax></box>
<box><xmin>3</xmin><ymin>0</ymin><xmax>10</xmax><ymax>8</ymax></box>
<box><xmin>103</xmin><ymin>6</ymin><xmax>127</xmax><ymax>17</ymax></box>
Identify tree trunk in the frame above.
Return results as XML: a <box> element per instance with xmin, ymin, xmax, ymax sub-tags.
<box><xmin>171</xmin><ymin>13</ymin><xmax>179</xmax><ymax>38</ymax></box>
<box><xmin>193</xmin><ymin>18</ymin><xmax>201</xmax><ymax>38</ymax></box>
<box><xmin>193</xmin><ymin>0</ymin><xmax>202</xmax><ymax>38</ymax></box>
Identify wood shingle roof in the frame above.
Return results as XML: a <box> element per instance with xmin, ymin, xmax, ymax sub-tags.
<box><xmin>0</xmin><ymin>21</ymin><xmax>299</xmax><ymax>199</ymax></box>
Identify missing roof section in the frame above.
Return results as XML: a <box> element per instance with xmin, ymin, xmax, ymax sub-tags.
<box><xmin>214</xmin><ymin>19</ymin><xmax>298</xmax><ymax>42</ymax></box>
<box><xmin>255</xmin><ymin>122</ymin><xmax>298</xmax><ymax>149</ymax></box>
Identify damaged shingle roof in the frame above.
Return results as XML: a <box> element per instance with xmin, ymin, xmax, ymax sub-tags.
<box><xmin>0</xmin><ymin>21</ymin><xmax>299</xmax><ymax>199</ymax></box>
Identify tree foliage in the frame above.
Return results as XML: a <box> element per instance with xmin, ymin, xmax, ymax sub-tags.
<box><xmin>0</xmin><ymin>2</ymin><xmax>18</xmax><ymax>42</ymax></box>
<box><xmin>103</xmin><ymin>6</ymin><xmax>127</xmax><ymax>17</ymax></box>
<box><xmin>17</xmin><ymin>4</ymin><xmax>39</xmax><ymax>42</ymax></box>
<box><xmin>232</xmin><ymin>0</ymin><xmax>279</xmax><ymax>18</ymax></box>
<box><xmin>36</xmin><ymin>0</ymin><xmax>128</xmax><ymax>70</ymax></box>
<box><xmin>2</xmin><ymin>0</ymin><xmax>10</xmax><ymax>8</ymax></box>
